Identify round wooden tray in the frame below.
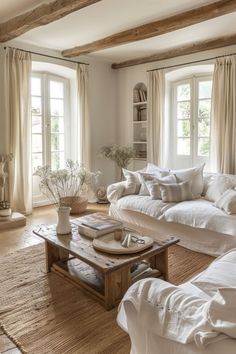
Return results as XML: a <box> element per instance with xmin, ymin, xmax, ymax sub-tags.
<box><xmin>93</xmin><ymin>233</ymin><xmax>154</xmax><ymax>254</ymax></box>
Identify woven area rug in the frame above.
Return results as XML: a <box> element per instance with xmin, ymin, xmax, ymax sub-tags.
<box><xmin>0</xmin><ymin>241</ymin><xmax>213</xmax><ymax>354</ymax></box>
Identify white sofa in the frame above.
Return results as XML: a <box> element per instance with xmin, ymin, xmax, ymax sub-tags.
<box><xmin>108</xmin><ymin>168</ymin><xmax>236</xmax><ymax>256</ymax></box>
<box><xmin>117</xmin><ymin>249</ymin><xmax>236</xmax><ymax>354</ymax></box>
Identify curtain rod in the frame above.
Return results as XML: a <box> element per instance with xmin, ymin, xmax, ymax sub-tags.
<box><xmin>3</xmin><ymin>46</ymin><xmax>89</xmax><ymax>66</ymax></box>
<box><xmin>147</xmin><ymin>52</ymin><xmax>236</xmax><ymax>72</ymax></box>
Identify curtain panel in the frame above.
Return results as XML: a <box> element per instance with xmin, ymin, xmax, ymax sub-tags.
<box><xmin>4</xmin><ymin>48</ymin><xmax>32</xmax><ymax>214</ymax></box>
<box><xmin>211</xmin><ymin>56</ymin><xmax>236</xmax><ymax>174</ymax></box>
<box><xmin>147</xmin><ymin>70</ymin><xmax>165</xmax><ymax>165</ymax></box>
<box><xmin>76</xmin><ymin>63</ymin><xmax>91</xmax><ymax>170</ymax></box>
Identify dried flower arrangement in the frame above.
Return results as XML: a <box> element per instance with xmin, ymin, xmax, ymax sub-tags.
<box><xmin>34</xmin><ymin>159</ymin><xmax>100</xmax><ymax>209</ymax></box>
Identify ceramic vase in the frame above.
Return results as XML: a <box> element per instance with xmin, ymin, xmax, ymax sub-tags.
<box><xmin>56</xmin><ymin>206</ymin><xmax>71</xmax><ymax>235</ymax></box>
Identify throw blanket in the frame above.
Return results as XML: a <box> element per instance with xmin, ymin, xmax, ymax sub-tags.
<box><xmin>118</xmin><ymin>278</ymin><xmax>231</xmax><ymax>348</ymax></box>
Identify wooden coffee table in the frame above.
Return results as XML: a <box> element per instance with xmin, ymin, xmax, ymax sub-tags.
<box><xmin>33</xmin><ymin>224</ymin><xmax>179</xmax><ymax>310</ymax></box>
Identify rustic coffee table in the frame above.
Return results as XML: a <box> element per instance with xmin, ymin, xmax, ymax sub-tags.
<box><xmin>33</xmin><ymin>224</ymin><xmax>179</xmax><ymax>310</ymax></box>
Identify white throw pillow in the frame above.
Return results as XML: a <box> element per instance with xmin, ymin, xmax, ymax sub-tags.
<box><xmin>148</xmin><ymin>175</ymin><xmax>177</xmax><ymax>199</ymax></box>
<box><xmin>138</xmin><ymin>172</ymin><xmax>156</xmax><ymax>196</ymax></box>
<box><xmin>215</xmin><ymin>189</ymin><xmax>236</xmax><ymax>214</ymax></box>
<box><xmin>122</xmin><ymin>167</ymin><xmax>147</xmax><ymax>194</ymax></box>
<box><xmin>160</xmin><ymin>180</ymin><xmax>194</xmax><ymax>202</ymax></box>
<box><xmin>205</xmin><ymin>176</ymin><xmax>236</xmax><ymax>202</ymax></box>
<box><xmin>191</xmin><ymin>249</ymin><xmax>236</xmax><ymax>297</ymax></box>
<box><xmin>171</xmin><ymin>164</ymin><xmax>205</xmax><ymax>197</ymax></box>
<box><xmin>146</xmin><ymin>163</ymin><xmax>170</xmax><ymax>177</ymax></box>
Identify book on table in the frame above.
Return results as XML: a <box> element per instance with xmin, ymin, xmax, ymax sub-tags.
<box><xmin>71</xmin><ymin>212</ymin><xmax>123</xmax><ymax>238</ymax></box>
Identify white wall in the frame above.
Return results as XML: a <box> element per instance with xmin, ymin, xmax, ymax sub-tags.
<box><xmin>0</xmin><ymin>42</ymin><xmax>118</xmax><ymax>187</ymax></box>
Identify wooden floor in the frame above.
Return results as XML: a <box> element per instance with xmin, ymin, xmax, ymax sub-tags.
<box><xmin>0</xmin><ymin>203</ymin><xmax>109</xmax><ymax>354</ymax></box>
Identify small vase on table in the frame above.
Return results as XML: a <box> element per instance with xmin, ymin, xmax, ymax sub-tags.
<box><xmin>56</xmin><ymin>206</ymin><xmax>71</xmax><ymax>235</ymax></box>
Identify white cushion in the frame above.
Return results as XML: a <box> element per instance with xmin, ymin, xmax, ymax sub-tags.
<box><xmin>171</xmin><ymin>164</ymin><xmax>205</xmax><ymax>197</ymax></box>
<box><xmin>148</xmin><ymin>175</ymin><xmax>177</xmax><ymax>199</ymax></box>
<box><xmin>191</xmin><ymin>249</ymin><xmax>236</xmax><ymax>297</ymax></box>
<box><xmin>160</xmin><ymin>180</ymin><xmax>194</xmax><ymax>202</ymax></box>
<box><xmin>138</xmin><ymin>172</ymin><xmax>157</xmax><ymax>196</ymax></box>
<box><xmin>146</xmin><ymin>163</ymin><xmax>170</xmax><ymax>177</ymax></box>
<box><xmin>122</xmin><ymin>167</ymin><xmax>147</xmax><ymax>194</ymax></box>
<box><xmin>215</xmin><ymin>189</ymin><xmax>236</xmax><ymax>214</ymax></box>
<box><xmin>206</xmin><ymin>176</ymin><xmax>236</xmax><ymax>202</ymax></box>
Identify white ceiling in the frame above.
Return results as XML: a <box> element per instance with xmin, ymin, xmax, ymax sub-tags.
<box><xmin>1</xmin><ymin>0</ymin><xmax>236</xmax><ymax>63</ymax></box>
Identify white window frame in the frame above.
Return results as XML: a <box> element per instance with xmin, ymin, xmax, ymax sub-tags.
<box><xmin>172</xmin><ymin>74</ymin><xmax>212</xmax><ymax>168</ymax></box>
<box><xmin>32</xmin><ymin>71</ymin><xmax>70</xmax><ymax>206</ymax></box>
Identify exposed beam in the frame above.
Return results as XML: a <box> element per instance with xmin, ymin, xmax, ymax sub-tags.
<box><xmin>111</xmin><ymin>34</ymin><xmax>236</xmax><ymax>69</ymax></box>
<box><xmin>62</xmin><ymin>0</ymin><xmax>236</xmax><ymax>57</ymax></box>
<box><xmin>0</xmin><ymin>0</ymin><xmax>102</xmax><ymax>42</ymax></box>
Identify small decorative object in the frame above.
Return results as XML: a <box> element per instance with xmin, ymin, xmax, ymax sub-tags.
<box><xmin>99</xmin><ymin>145</ymin><xmax>135</xmax><ymax>180</ymax></box>
<box><xmin>34</xmin><ymin>159</ymin><xmax>100</xmax><ymax>234</ymax></box>
<box><xmin>56</xmin><ymin>206</ymin><xmax>71</xmax><ymax>235</ymax></box>
<box><xmin>96</xmin><ymin>186</ymin><xmax>109</xmax><ymax>204</ymax></box>
<box><xmin>0</xmin><ymin>201</ymin><xmax>12</xmax><ymax>217</ymax></box>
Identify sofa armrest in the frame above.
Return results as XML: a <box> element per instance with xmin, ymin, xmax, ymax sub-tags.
<box><xmin>107</xmin><ymin>181</ymin><xmax>126</xmax><ymax>203</ymax></box>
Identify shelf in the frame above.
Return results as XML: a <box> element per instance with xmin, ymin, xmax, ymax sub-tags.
<box><xmin>133</xmin><ymin>101</ymin><xmax>147</xmax><ymax>106</ymax></box>
<box><xmin>133</xmin><ymin>120</ymin><xmax>147</xmax><ymax>123</ymax></box>
<box><xmin>133</xmin><ymin>158</ymin><xmax>147</xmax><ymax>161</ymax></box>
<box><xmin>133</xmin><ymin>141</ymin><xmax>147</xmax><ymax>144</ymax></box>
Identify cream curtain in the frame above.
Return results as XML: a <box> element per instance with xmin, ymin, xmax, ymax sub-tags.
<box><xmin>76</xmin><ymin>63</ymin><xmax>91</xmax><ymax>170</ymax></box>
<box><xmin>147</xmin><ymin>69</ymin><xmax>165</xmax><ymax>165</ymax></box>
<box><xmin>211</xmin><ymin>56</ymin><xmax>236</xmax><ymax>174</ymax></box>
<box><xmin>5</xmin><ymin>48</ymin><xmax>32</xmax><ymax>214</ymax></box>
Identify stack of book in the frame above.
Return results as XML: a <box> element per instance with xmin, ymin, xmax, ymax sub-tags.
<box><xmin>71</xmin><ymin>212</ymin><xmax>123</xmax><ymax>239</ymax></box>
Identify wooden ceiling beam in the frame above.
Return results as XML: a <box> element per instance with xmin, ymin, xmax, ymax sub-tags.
<box><xmin>62</xmin><ymin>0</ymin><xmax>236</xmax><ymax>57</ymax></box>
<box><xmin>0</xmin><ymin>0</ymin><xmax>102</xmax><ymax>42</ymax></box>
<box><xmin>111</xmin><ymin>34</ymin><xmax>236</xmax><ymax>69</ymax></box>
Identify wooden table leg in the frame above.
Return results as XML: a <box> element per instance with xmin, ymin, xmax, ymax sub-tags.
<box><xmin>149</xmin><ymin>249</ymin><xmax>169</xmax><ymax>280</ymax></box>
<box><xmin>45</xmin><ymin>242</ymin><xmax>60</xmax><ymax>273</ymax></box>
<box><xmin>104</xmin><ymin>267</ymin><xmax>131</xmax><ymax>310</ymax></box>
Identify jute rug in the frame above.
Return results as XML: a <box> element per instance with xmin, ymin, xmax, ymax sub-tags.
<box><xmin>0</xmin><ymin>241</ymin><xmax>213</xmax><ymax>354</ymax></box>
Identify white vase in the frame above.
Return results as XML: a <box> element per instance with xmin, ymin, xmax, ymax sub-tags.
<box><xmin>56</xmin><ymin>207</ymin><xmax>71</xmax><ymax>235</ymax></box>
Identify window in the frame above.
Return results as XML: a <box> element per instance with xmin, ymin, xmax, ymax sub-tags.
<box><xmin>31</xmin><ymin>72</ymin><xmax>70</xmax><ymax>205</ymax></box>
<box><xmin>173</xmin><ymin>76</ymin><xmax>212</xmax><ymax>166</ymax></box>
<box><xmin>31</xmin><ymin>73</ymin><xmax>69</xmax><ymax>171</ymax></box>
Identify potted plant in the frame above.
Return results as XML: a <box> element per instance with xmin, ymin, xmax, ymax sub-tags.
<box><xmin>99</xmin><ymin>145</ymin><xmax>135</xmax><ymax>180</ymax></box>
<box><xmin>34</xmin><ymin>160</ymin><xmax>100</xmax><ymax>234</ymax></box>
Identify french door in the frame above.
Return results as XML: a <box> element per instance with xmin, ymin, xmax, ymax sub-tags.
<box><xmin>31</xmin><ymin>72</ymin><xmax>70</xmax><ymax>205</ymax></box>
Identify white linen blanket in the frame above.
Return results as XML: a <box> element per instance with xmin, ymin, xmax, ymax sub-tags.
<box><xmin>117</xmin><ymin>278</ymin><xmax>228</xmax><ymax>348</ymax></box>
<box><xmin>162</xmin><ymin>199</ymin><xmax>236</xmax><ymax>236</ymax></box>
<box><xmin>115</xmin><ymin>195</ymin><xmax>175</xmax><ymax>219</ymax></box>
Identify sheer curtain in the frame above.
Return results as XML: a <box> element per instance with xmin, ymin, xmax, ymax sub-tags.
<box><xmin>147</xmin><ymin>69</ymin><xmax>165</xmax><ymax>165</ymax></box>
<box><xmin>4</xmin><ymin>48</ymin><xmax>32</xmax><ymax>214</ymax></box>
<box><xmin>211</xmin><ymin>56</ymin><xmax>236</xmax><ymax>174</ymax></box>
<box><xmin>76</xmin><ymin>63</ymin><xmax>91</xmax><ymax>169</ymax></box>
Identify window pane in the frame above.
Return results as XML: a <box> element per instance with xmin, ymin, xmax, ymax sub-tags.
<box><xmin>31</xmin><ymin>77</ymin><xmax>41</xmax><ymax>96</ymax></box>
<box><xmin>198</xmin><ymin>138</ymin><xmax>210</xmax><ymax>156</ymax></box>
<box><xmin>177</xmin><ymin>120</ymin><xmax>190</xmax><ymax>137</ymax></box>
<box><xmin>50</xmin><ymin>80</ymin><xmax>64</xmax><ymax>99</ymax></box>
<box><xmin>177</xmin><ymin>138</ymin><xmax>190</xmax><ymax>155</ymax></box>
<box><xmin>32</xmin><ymin>153</ymin><xmax>43</xmax><ymax>171</ymax></box>
<box><xmin>51</xmin><ymin>151</ymin><xmax>65</xmax><ymax>170</ymax></box>
<box><xmin>198</xmin><ymin>119</ymin><xmax>210</xmax><ymax>137</ymax></box>
<box><xmin>177</xmin><ymin>84</ymin><xmax>190</xmax><ymax>101</ymax></box>
<box><xmin>32</xmin><ymin>115</ymin><xmax>42</xmax><ymax>133</ymax></box>
<box><xmin>199</xmin><ymin>81</ymin><xmax>212</xmax><ymax>99</ymax></box>
<box><xmin>31</xmin><ymin>97</ymin><xmax>42</xmax><ymax>115</ymax></box>
<box><xmin>32</xmin><ymin>134</ymin><xmax>42</xmax><ymax>153</ymax></box>
<box><xmin>198</xmin><ymin>99</ymin><xmax>211</xmax><ymax>119</ymax></box>
<box><xmin>51</xmin><ymin>116</ymin><xmax>64</xmax><ymax>133</ymax></box>
<box><xmin>177</xmin><ymin>101</ymin><xmax>191</xmax><ymax>119</ymax></box>
<box><xmin>50</xmin><ymin>98</ymin><xmax>64</xmax><ymax>116</ymax></box>
<box><xmin>51</xmin><ymin>134</ymin><xmax>64</xmax><ymax>151</ymax></box>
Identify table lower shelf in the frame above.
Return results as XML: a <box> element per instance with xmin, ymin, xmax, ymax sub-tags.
<box><xmin>51</xmin><ymin>257</ymin><xmax>163</xmax><ymax>310</ymax></box>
